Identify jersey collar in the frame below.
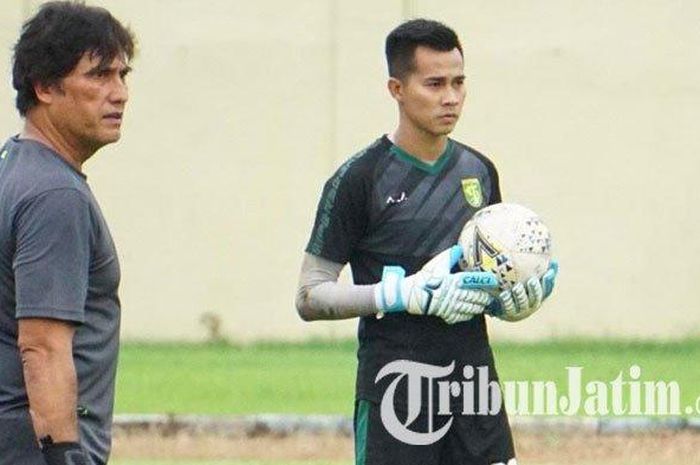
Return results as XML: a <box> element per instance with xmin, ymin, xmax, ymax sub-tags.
<box><xmin>388</xmin><ymin>138</ymin><xmax>454</xmax><ymax>175</ymax></box>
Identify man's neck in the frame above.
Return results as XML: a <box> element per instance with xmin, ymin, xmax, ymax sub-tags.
<box><xmin>390</xmin><ymin>125</ymin><xmax>449</xmax><ymax>162</ymax></box>
<box><xmin>20</xmin><ymin>113</ymin><xmax>87</xmax><ymax>172</ymax></box>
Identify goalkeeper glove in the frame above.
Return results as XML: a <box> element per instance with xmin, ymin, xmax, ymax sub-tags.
<box><xmin>374</xmin><ymin>245</ymin><xmax>498</xmax><ymax>324</ymax></box>
<box><xmin>40</xmin><ymin>438</ymin><xmax>89</xmax><ymax>465</ymax></box>
<box><xmin>487</xmin><ymin>260</ymin><xmax>559</xmax><ymax>322</ymax></box>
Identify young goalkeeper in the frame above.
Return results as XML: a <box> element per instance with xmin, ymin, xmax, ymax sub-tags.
<box><xmin>297</xmin><ymin>19</ymin><xmax>556</xmax><ymax>465</ymax></box>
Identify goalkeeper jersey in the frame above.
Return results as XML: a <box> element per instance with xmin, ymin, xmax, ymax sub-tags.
<box><xmin>305</xmin><ymin>135</ymin><xmax>502</xmax><ymax>403</ymax></box>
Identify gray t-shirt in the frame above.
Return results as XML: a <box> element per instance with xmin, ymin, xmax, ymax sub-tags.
<box><xmin>0</xmin><ymin>137</ymin><xmax>121</xmax><ymax>465</ymax></box>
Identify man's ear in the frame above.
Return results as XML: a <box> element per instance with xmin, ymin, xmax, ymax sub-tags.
<box><xmin>33</xmin><ymin>81</ymin><xmax>61</xmax><ymax>105</ymax></box>
<box><xmin>387</xmin><ymin>77</ymin><xmax>403</xmax><ymax>103</ymax></box>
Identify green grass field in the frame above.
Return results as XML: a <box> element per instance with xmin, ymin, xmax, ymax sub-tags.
<box><xmin>116</xmin><ymin>339</ymin><xmax>357</xmax><ymax>414</ymax></box>
<box><xmin>115</xmin><ymin>338</ymin><xmax>700</xmax><ymax>416</ymax></box>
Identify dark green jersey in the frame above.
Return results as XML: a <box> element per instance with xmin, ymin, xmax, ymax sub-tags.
<box><xmin>306</xmin><ymin>135</ymin><xmax>502</xmax><ymax>402</ymax></box>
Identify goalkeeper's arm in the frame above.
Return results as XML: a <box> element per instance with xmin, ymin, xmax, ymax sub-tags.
<box><xmin>295</xmin><ymin>250</ymin><xmax>496</xmax><ymax>323</ymax></box>
<box><xmin>295</xmin><ymin>253</ymin><xmax>377</xmax><ymax>321</ymax></box>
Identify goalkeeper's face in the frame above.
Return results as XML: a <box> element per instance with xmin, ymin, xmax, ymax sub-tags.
<box><xmin>392</xmin><ymin>46</ymin><xmax>466</xmax><ymax>138</ymax></box>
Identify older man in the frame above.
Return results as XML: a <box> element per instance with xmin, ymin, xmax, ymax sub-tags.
<box><xmin>0</xmin><ymin>2</ymin><xmax>135</xmax><ymax>464</ymax></box>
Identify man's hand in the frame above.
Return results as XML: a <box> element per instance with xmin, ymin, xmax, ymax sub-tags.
<box><xmin>374</xmin><ymin>245</ymin><xmax>498</xmax><ymax>324</ymax></box>
<box><xmin>487</xmin><ymin>260</ymin><xmax>559</xmax><ymax>322</ymax></box>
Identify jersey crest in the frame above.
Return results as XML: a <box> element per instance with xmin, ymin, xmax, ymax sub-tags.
<box><xmin>461</xmin><ymin>178</ymin><xmax>483</xmax><ymax>207</ymax></box>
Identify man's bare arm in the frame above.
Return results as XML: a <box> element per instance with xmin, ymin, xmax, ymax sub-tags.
<box><xmin>18</xmin><ymin>318</ymin><xmax>78</xmax><ymax>443</ymax></box>
<box><xmin>295</xmin><ymin>253</ymin><xmax>378</xmax><ymax>321</ymax></box>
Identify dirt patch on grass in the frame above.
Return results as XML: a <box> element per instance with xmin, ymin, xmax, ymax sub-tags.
<box><xmin>112</xmin><ymin>432</ymin><xmax>353</xmax><ymax>461</ymax></box>
<box><xmin>112</xmin><ymin>430</ymin><xmax>700</xmax><ymax>464</ymax></box>
<box><xmin>515</xmin><ymin>431</ymin><xmax>700</xmax><ymax>465</ymax></box>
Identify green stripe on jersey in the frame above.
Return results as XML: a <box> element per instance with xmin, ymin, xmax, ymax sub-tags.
<box><xmin>389</xmin><ymin>139</ymin><xmax>453</xmax><ymax>174</ymax></box>
<box><xmin>355</xmin><ymin>400</ymin><xmax>370</xmax><ymax>465</ymax></box>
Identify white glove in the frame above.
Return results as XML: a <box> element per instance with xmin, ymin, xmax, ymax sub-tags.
<box><xmin>374</xmin><ymin>245</ymin><xmax>498</xmax><ymax>324</ymax></box>
<box><xmin>487</xmin><ymin>261</ymin><xmax>558</xmax><ymax>322</ymax></box>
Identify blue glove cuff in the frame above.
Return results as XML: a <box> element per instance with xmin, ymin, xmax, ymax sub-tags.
<box><xmin>379</xmin><ymin>266</ymin><xmax>407</xmax><ymax>313</ymax></box>
<box><xmin>447</xmin><ymin>244</ymin><xmax>463</xmax><ymax>269</ymax></box>
<box><xmin>542</xmin><ymin>260</ymin><xmax>559</xmax><ymax>299</ymax></box>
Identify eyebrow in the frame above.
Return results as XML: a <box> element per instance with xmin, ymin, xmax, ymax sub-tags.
<box><xmin>424</xmin><ymin>74</ymin><xmax>465</xmax><ymax>82</ymax></box>
<box><xmin>85</xmin><ymin>64</ymin><xmax>133</xmax><ymax>76</ymax></box>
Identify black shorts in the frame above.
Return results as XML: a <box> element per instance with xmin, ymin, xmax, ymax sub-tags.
<box><xmin>353</xmin><ymin>399</ymin><xmax>515</xmax><ymax>465</ymax></box>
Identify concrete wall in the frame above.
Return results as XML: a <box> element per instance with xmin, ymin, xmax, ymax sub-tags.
<box><xmin>0</xmin><ymin>1</ymin><xmax>698</xmax><ymax>341</ymax></box>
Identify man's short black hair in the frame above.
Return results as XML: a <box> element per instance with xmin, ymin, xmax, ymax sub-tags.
<box><xmin>385</xmin><ymin>19</ymin><xmax>463</xmax><ymax>79</ymax></box>
<box><xmin>12</xmin><ymin>1</ymin><xmax>136</xmax><ymax>116</ymax></box>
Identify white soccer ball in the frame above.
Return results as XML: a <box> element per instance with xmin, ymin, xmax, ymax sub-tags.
<box><xmin>458</xmin><ymin>203</ymin><xmax>552</xmax><ymax>291</ymax></box>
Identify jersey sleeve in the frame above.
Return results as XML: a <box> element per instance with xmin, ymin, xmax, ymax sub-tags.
<box><xmin>13</xmin><ymin>188</ymin><xmax>91</xmax><ymax>323</ymax></box>
<box><xmin>488</xmin><ymin>162</ymin><xmax>502</xmax><ymax>204</ymax></box>
<box><xmin>305</xmin><ymin>159</ymin><xmax>368</xmax><ymax>264</ymax></box>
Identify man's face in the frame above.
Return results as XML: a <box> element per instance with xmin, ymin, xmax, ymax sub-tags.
<box><xmin>394</xmin><ymin>46</ymin><xmax>466</xmax><ymax>138</ymax></box>
<box><xmin>46</xmin><ymin>52</ymin><xmax>131</xmax><ymax>155</ymax></box>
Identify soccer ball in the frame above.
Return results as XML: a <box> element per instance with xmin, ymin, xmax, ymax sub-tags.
<box><xmin>458</xmin><ymin>203</ymin><xmax>552</xmax><ymax>290</ymax></box>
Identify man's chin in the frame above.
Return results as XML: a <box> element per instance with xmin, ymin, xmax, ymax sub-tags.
<box><xmin>85</xmin><ymin>133</ymin><xmax>121</xmax><ymax>154</ymax></box>
<box><xmin>433</xmin><ymin>122</ymin><xmax>458</xmax><ymax>136</ymax></box>
<box><xmin>101</xmin><ymin>131</ymin><xmax>122</xmax><ymax>144</ymax></box>
<box><xmin>430</xmin><ymin>127</ymin><xmax>455</xmax><ymax>137</ymax></box>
